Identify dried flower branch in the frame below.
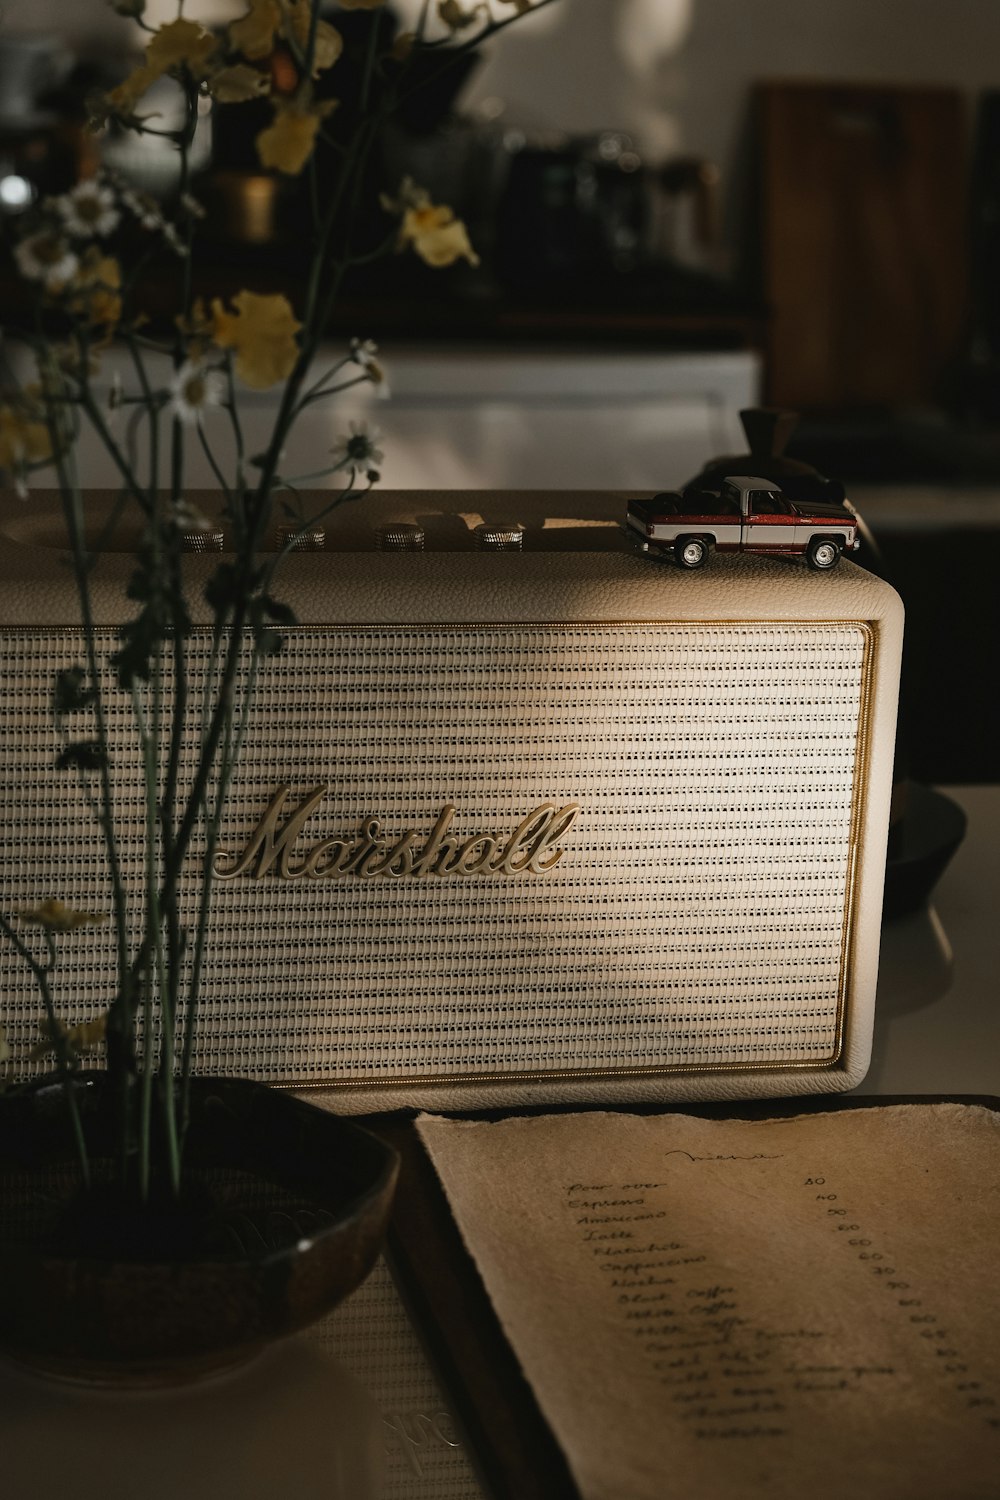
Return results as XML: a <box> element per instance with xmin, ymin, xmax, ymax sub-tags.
<box><xmin>0</xmin><ymin>0</ymin><xmax>553</xmax><ymax>1200</ymax></box>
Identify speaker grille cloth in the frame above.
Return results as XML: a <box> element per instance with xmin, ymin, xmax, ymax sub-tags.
<box><xmin>0</xmin><ymin>624</ymin><xmax>867</xmax><ymax>1083</ymax></box>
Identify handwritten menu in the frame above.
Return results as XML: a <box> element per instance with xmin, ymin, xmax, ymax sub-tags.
<box><xmin>416</xmin><ymin>1105</ymin><xmax>1000</xmax><ymax>1500</ymax></box>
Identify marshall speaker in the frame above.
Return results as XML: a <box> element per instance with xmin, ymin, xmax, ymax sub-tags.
<box><xmin>0</xmin><ymin>490</ymin><xmax>903</xmax><ymax>1112</ymax></box>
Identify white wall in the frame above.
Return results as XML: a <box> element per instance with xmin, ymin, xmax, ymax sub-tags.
<box><xmin>460</xmin><ymin>0</ymin><xmax>1000</xmax><ymax>163</ymax></box>
<box><xmin>0</xmin><ymin>0</ymin><xmax>237</xmax><ymax>52</ymax></box>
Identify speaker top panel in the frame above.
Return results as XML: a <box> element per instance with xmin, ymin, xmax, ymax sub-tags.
<box><xmin>0</xmin><ymin>489</ymin><xmax>903</xmax><ymax>635</ymax></box>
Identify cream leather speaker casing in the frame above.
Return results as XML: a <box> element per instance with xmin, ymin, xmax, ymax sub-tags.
<box><xmin>0</xmin><ymin>490</ymin><xmax>903</xmax><ymax>1112</ymax></box>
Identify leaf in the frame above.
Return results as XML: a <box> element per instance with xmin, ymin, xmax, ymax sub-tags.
<box><xmin>29</xmin><ymin>1011</ymin><xmax>108</xmax><ymax>1060</ymax></box>
<box><xmin>19</xmin><ymin>899</ymin><xmax>105</xmax><ymax>931</ymax></box>
<box><xmin>204</xmin><ymin>561</ymin><xmax>263</xmax><ymax>615</ymax></box>
<box><xmin>53</xmin><ymin>666</ymin><xmax>95</xmax><ymax>716</ymax></box>
<box><xmin>125</xmin><ymin>568</ymin><xmax>153</xmax><ymax>603</ymax></box>
<box><xmin>261</xmin><ymin>594</ymin><xmax>297</xmax><ymax>626</ymax></box>
<box><xmin>256</xmin><ymin>627</ymin><xmax>285</xmax><ymax>657</ymax></box>
<box><xmin>55</xmin><ymin>741</ymin><xmax>106</xmax><ymax>773</ymax></box>
<box><xmin>248</xmin><ymin>595</ymin><xmax>287</xmax><ymax>657</ymax></box>
<box><xmin>112</xmin><ymin>609</ymin><xmax>163</xmax><ymax>686</ymax></box>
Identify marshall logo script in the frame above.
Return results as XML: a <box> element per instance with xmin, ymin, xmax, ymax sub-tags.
<box><xmin>213</xmin><ymin>784</ymin><xmax>581</xmax><ymax>882</ymax></box>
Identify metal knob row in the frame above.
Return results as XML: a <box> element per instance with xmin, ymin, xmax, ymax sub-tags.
<box><xmin>181</xmin><ymin>522</ymin><xmax>527</xmax><ymax>553</ymax></box>
<box><xmin>473</xmin><ymin>523</ymin><xmax>524</xmax><ymax>552</ymax></box>
<box><xmin>375</xmin><ymin>523</ymin><xmax>425</xmax><ymax>552</ymax></box>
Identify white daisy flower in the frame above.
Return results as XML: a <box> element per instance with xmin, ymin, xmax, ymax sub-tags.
<box><xmin>330</xmin><ymin>421</ymin><xmax>384</xmax><ymax>472</ymax></box>
<box><xmin>56</xmin><ymin>180</ymin><xmax>121</xmax><ymax>239</ymax></box>
<box><xmin>349</xmin><ymin>337</ymin><xmax>378</xmax><ymax>368</ymax></box>
<box><xmin>169</xmin><ymin>361</ymin><xmax>226</xmax><ymax>425</ymax></box>
<box><xmin>162</xmin><ymin>221</ymin><xmax>189</xmax><ymax>258</ymax></box>
<box><xmin>14</xmin><ymin>230</ymin><xmax>79</xmax><ymax>291</ymax></box>
<box><xmin>120</xmin><ymin>186</ymin><xmax>163</xmax><ymax>231</ymax></box>
<box><xmin>349</xmin><ymin>336</ymin><xmax>387</xmax><ymax>389</ymax></box>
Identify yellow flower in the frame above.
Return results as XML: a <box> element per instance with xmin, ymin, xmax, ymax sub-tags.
<box><xmin>389</xmin><ymin>31</ymin><xmax>415</xmax><ymax>61</ymax></box>
<box><xmin>18</xmin><ymin>899</ymin><xmax>105</xmax><ymax>931</ymax></box>
<box><xmin>68</xmin><ymin>251</ymin><xmax>123</xmax><ymax>332</ymax></box>
<box><xmin>283</xmin><ymin>1</ymin><xmax>344</xmax><ymax>75</ymax></box>
<box><xmin>48</xmin><ymin>342</ymin><xmax>100</xmax><ymax>380</ymax></box>
<box><xmin>106</xmin><ymin>63</ymin><xmax>161</xmax><ymax>120</ymax></box>
<box><xmin>146</xmin><ymin>18</ymin><xmax>219</xmax><ymax>81</ymax></box>
<box><xmin>230</xmin><ymin>0</ymin><xmax>283</xmax><ymax>60</ymax></box>
<box><xmin>400</xmin><ymin>202</ymin><xmax>480</xmax><ymax>267</ymax></box>
<box><xmin>209</xmin><ymin>63</ymin><xmax>271</xmax><ymax>104</ymax></box>
<box><xmin>256</xmin><ymin>104</ymin><xmax>323</xmax><ymax>175</ymax></box>
<box><xmin>0</xmin><ymin>403</ymin><xmax>52</xmax><ymax>473</ymax></box>
<box><xmin>30</xmin><ymin>1013</ymin><xmax>108</xmax><ymax>1062</ymax></box>
<box><xmin>382</xmin><ymin>179</ymin><xmax>479</xmax><ymax>268</ymax></box>
<box><xmin>210</xmin><ymin>291</ymin><xmax>301</xmax><ymax>389</ymax></box>
<box><xmin>105</xmin><ymin>18</ymin><xmax>219</xmax><ymax>119</ymax></box>
<box><xmin>230</xmin><ymin>0</ymin><xmax>342</xmax><ymax>77</ymax></box>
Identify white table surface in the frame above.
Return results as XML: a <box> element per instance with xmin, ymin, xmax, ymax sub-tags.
<box><xmin>866</xmin><ymin>785</ymin><xmax>1000</xmax><ymax>1097</ymax></box>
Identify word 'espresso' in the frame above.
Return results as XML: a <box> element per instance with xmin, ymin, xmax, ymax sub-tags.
<box><xmin>213</xmin><ymin>785</ymin><xmax>580</xmax><ymax>881</ymax></box>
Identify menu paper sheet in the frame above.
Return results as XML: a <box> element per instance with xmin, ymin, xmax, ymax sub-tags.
<box><xmin>416</xmin><ymin>1105</ymin><xmax>1000</xmax><ymax>1500</ymax></box>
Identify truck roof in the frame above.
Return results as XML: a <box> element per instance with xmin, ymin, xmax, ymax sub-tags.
<box><xmin>722</xmin><ymin>476</ymin><xmax>780</xmax><ymax>490</ymax></box>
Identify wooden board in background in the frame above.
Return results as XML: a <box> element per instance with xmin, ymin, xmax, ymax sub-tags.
<box><xmin>759</xmin><ymin>81</ymin><xmax>968</xmax><ymax>410</ymax></box>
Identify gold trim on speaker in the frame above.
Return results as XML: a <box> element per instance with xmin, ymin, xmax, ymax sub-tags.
<box><xmin>833</xmin><ymin>616</ymin><xmax>877</xmax><ymax>1067</ymax></box>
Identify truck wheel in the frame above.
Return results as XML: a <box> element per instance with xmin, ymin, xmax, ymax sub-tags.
<box><xmin>807</xmin><ymin>536</ymin><xmax>841</xmax><ymax>570</ymax></box>
<box><xmin>675</xmin><ymin>536</ymin><xmax>709</xmax><ymax>569</ymax></box>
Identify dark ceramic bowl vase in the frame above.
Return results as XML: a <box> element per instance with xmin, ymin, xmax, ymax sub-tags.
<box><xmin>0</xmin><ymin>1075</ymin><xmax>399</xmax><ymax>1383</ymax></box>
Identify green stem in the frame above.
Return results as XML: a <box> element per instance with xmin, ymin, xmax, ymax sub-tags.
<box><xmin>77</xmin><ymin>380</ymin><xmax>153</xmax><ymax>514</ymax></box>
<box><xmin>359</xmin><ymin>3</ymin><xmax>381</xmax><ymax>115</ymax></box>
<box><xmin>45</xmin><ymin>401</ymin><xmax>136</xmax><ymax>1175</ymax></box>
<box><xmin>292</xmin><ymin>370</ymin><xmax>377</xmax><ymax>416</ymax></box>
<box><xmin>197</xmin><ymin>421</ymin><xmax>233</xmax><ymax>499</ymax></box>
<box><xmin>179</xmin><ymin>638</ymin><xmax>260</xmax><ymax>1129</ymax></box>
<box><xmin>222</xmin><ymin>354</ymin><xmax>247</xmax><ymax>514</ymax></box>
<box><xmin>150</xmin><ymin>76</ymin><xmax>200</xmax><ymax>814</ymax></box>
<box><xmin>0</xmin><ymin>913</ymin><xmax>91</xmax><ymax>1189</ymax></box>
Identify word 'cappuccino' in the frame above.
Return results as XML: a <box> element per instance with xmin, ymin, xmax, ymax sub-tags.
<box><xmin>213</xmin><ymin>784</ymin><xmax>580</xmax><ymax>881</ymax></box>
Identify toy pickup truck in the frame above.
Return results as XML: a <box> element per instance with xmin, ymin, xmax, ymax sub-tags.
<box><xmin>625</xmin><ymin>475</ymin><xmax>860</xmax><ymax>570</ymax></box>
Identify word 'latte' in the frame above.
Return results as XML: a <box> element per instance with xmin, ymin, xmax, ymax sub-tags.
<box><xmin>213</xmin><ymin>785</ymin><xmax>580</xmax><ymax>881</ymax></box>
